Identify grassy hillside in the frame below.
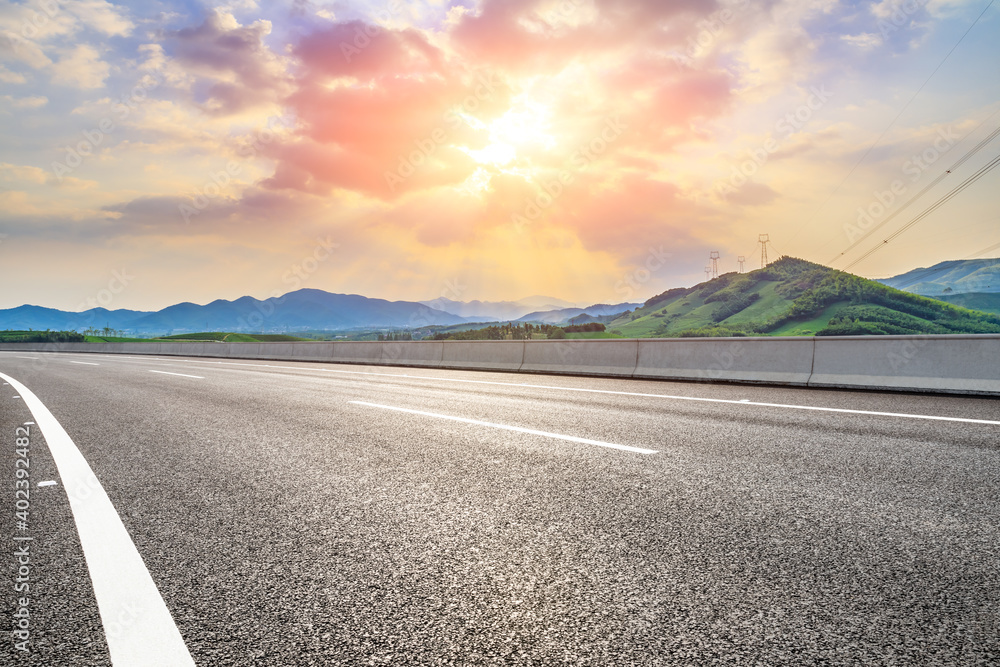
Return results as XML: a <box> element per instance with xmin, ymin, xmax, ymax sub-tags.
<box><xmin>159</xmin><ymin>332</ymin><xmax>309</xmax><ymax>342</ymax></box>
<box><xmin>879</xmin><ymin>258</ymin><xmax>1000</xmax><ymax>295</ymax></box>
<box><xmin>609</xmin><ymin>257</ymin><xmax>1000</xmax><ymax>338</ymax></box>
<box><xmin>931</xmin><ymin>292</ymin><xmax>1000</xmax><ymax>316</ymax></box>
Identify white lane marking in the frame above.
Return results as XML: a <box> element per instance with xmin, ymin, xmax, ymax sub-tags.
<box><xmin>15</xmin><ymin>356</ymin><xmax>39</xmax><ymax>360</ymax></box>
<box><xmin>38</xmin><ymin>480</ymin><xmax>58</xmax><ymax>487</ymax></box>
<box><xmin>69</xmin><ymin>361</ymin><xmax>99</xmax><ymax>366</ymax></box>
<box><xmin>182</xmin><ymin>361</ymin><xmax>1000</xmax><ymax>427</ymax></box>
<box><xmin>148</xmin><ymin>370</ymin><xmax>204</xmax><ymax>379</ymax></box>
<box><xmin>0</xmin><ymin>371</ymin><xmax>194</xmax><ymax>666</ymax></box>
<box><xmin>15</xmin><ymin>353</ymin><xmax>1000</xmax><ymax>427</ymax></box>
<box><xmin>350</xmin><ymin>400</ymin><xmax>659</xmax><ymax>455</ymax></box>
<box><xmin>25</xmin><ymin>421</ymin><xmax>34</xmax><ymax>425</ymax></box>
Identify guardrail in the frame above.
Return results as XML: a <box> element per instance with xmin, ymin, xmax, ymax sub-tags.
<box><xmin>1</xmin><ymin>335</ymin><xmax>998</xmax><ymax>396</ymax></box>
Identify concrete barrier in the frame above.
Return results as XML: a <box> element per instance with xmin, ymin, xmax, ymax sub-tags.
<box><xmin>441</xmin><ymin>341</ymin><xmax>525</xmax><ymax>371</ymax></box>
<box><xmin>331</xmin><ymin>342</ymin><xmax>383</xmax><ymax>365</ymax></box>
<box><xmin>809</xmin><ymin>334</ymin><xmax>1000</xmax><ymax>395</ymax></box>
<box><xmin>634</xmin><ymin>337</ymin><xmax>815</xmax><ymax>385</ymax></box>
<box><xmin>290</xmin><ymin>342</ymin><xmax>337</xmax><ymax>363</ymax></box>
<box><xmin>380</xmin><ymin>341</ymin><xmax>444</xmax><ymax>368</ymax></box>
<box><xmin>2</xmin><ymin>335</ymin><xmax>999</xmax><ymax>396</ymax></box>
<box><xmin>520</xmin><ymin>339</ymin><xmax>639</xmax><ymax>377</ymax></box>
<box><xmin>223</xmin><ymin>343</ymin><xmax>261</xmax><ymax>359</ymax></box>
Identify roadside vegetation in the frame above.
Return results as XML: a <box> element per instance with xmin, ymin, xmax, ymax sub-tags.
<box><xmin>431</xmin><ymin>322</ymin><xmax>614</xmax><ymax>340</ymax></box>
<box><xmin>0</xmin><ymin>330</ymin><xmax>85</xmax><ymax>343</ymax></box>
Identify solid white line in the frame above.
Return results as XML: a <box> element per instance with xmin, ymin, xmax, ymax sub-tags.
<box><xmin>350</xmin><ymin>400</ymin><xmax>659</xmax><ymax>455</ymax></box>
<box><xmin>15</xmin><ymin>356</ymin><xmax>38</xmax><ymax>360</ymax></box>
<box><xmin>148</xmin><ymin>370</ymin><xmax>204</xmax><ymax>379</ymax></box>
<box><xmin>37</xmin><ymin>480</ymin><xmax>58</xmax><ymax>487</ymax></box>
<box><xmin>0</xmin><ymin>371</ymin><xmax>194</xmax><ymax>666</ymax></box>
<box><xmin>69</xmin><ymin>361</ymin><xmax>99</xmax><ymax>366</ymax></box>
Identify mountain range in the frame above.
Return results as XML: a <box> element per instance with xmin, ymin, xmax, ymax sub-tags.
<box><xmin>4</xmin><ymin>258</ymin><xmax>999</xmax><ymax>337</ymax></box>
<box><xmin>419</xmin><ymin>296</ymin><xmax>579</xmax><ymax>321</ymax></box>
<box><xmin>0</xmin><ymin>290</ymin><xmax>637</xmax><ymax>335</ymax></box>
<box><xmin>878</xmin><ymin>258</ymin><xmax>1000</xmax><ymax>295</ymax></box>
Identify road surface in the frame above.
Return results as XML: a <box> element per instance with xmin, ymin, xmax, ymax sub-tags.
<box><xmin>2</xmin><ymin>350</ymin><xmax>999</xmax><ymax>665</ymax></box>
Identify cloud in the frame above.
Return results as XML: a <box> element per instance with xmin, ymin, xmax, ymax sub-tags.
<box><xmin>0</xmin><ymin>63</ymin><xmax>25</xmax><ymax>83</ymax></box>
<box><xmin>0</xmin><ymin>162</ymin><xmax>49</xmax><ymax>184</ymax></box>
<box><xmin>0</xmin><ymin>31</ymin><xmax>52</xmax><ymax>68</ymax></box>
<box><xmin>725</xmin><ymin>181</ymin><xmax>780</xmax><ymax>206</ymax></box>
<box><xmin>1</xmin><ymin>94</ymin><xmax>47</xmax><ymax>109</ymax></box>
<box><xmin>166</xmin><ymin>10</ymin><xmax>290</xmax><ymax>116</ymax></box>
<box><xmin>841</xmin><ymin>31</ymin><xmax>883</xmax><ymax>49</ymax></box>
<box><xmin>66</xmin><ymin>0</ymin><xmax>134</xmax><ymax>37</ymax></box>
<box><xmin>51</xmin><ymin>44</ymin><xmax>109</xmax><ymax>88</ymax></box>
<box><xmin>294</xmin><ymin>20</ymin><xmax>446</xmax><ymax>81</ymax></box>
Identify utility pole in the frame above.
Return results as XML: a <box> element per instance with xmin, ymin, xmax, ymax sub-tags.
<box><xmin>759</xmin><ymin>234</ymin><xmax>770</xmax><ymax>268</ymax></box>
<box><xmin>709</xmin><ymin>251</ymin><xmax>720</xmax><ymax>279</ymax></box>
<box><xmin>738</xmin><ymin>255</ymin><xmax>746</xmax><ymax>273</ymax></box>
<box><xmin>704</xmin><ymin>266</ymin><xmax>712</xmax><ymax>281</ymax></box>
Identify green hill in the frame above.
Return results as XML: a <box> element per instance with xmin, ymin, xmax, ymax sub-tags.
<box><xmin>159</xmin><ymin>332</ymin><xmax>309</xmax><ymax>342</ymax></box>
<box><xmin>878</xmin><ymin>258</ymin><xmax>1000</xmax><ymax>295</ymax></box>
<box><xmin>609</xmin><ymin>257</ymin><xmax>1000</xmax><ymax>338</ymax></box>
<box><xmin>931</xmin><ymin>292</ymin><xmax>1000</xmax><ymax>316</ymax></box>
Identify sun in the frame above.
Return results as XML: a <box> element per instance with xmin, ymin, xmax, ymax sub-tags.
<box><xmin>457</xmin><ymin>96</ymin><xmax>557</xmax><ymax>170</ymax></box>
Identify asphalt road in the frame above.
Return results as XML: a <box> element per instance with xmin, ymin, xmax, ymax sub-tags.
<box><xmin>2</xmin><ymin>350</ymin><xmax>999</xmax><ymax>666</ymax></box>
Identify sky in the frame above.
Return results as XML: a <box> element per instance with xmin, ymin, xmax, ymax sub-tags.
<box><xmin>0</xmin><ymin>0</ymin><xmax>998</xmax><ymax>312</ymax></box>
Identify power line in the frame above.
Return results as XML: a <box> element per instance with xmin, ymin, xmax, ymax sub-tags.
<box><xmin>787</xmin><ymin>0</ymin><xmax>996</xmax><ymax>251</ymax></box>
<box><xmin>842</xmin><ymin>152</ymin><xmax>1000</xmax><ymax>271</ymax></box>
<box><xmin>829</xmin><ymin>113</ymin><xmax>1000</xmax><ymax>265</ymax></box>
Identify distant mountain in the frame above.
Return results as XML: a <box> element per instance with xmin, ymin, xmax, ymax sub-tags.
<box><xmin>516</xmin><ymin>303</ymin><xmax>641</xmax><ymax>325</ymax></box>
<box><xmin>609</xmin><ymin>257</ymin><xmax>1000</xmax><ymax>337</ymax></box>
<box><xmin>878</xmin><ymin>258</ymin><xmax>1000</xmax><ymax>295</ymax></box>
<box><xmin>0</xmin><ymin>305</ymin><xmax>152</xmax><ymax>332</ymax></box>
<box><xmin>0</xmin><ymin>289</ymin><xmax>471</xmax><ymax>335</ymax></box>
<box><xmin>931</xmin><ymin>292</ymin><xmax>1000</xmax><ymax>315</ymax></box>
<box><xmin>420</xmin><ymin>296</ymin><xmax>578</xmax><ymax>321</ymax></box>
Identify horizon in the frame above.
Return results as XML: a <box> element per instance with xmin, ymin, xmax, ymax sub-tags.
<box><xmin>5</xmin><ymin>253</ymin><xmax>998</xmax><ymax>315</ymax></box>
<box><xmin>1</xmin><ymin>1</ymin><xmax>999</xmax><ymax>311</ymax></box>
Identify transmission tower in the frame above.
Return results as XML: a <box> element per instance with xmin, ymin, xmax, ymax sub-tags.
<box><xmin>738</xmin><ymin>255</ymin><xmax>746</xmax><ymax>273</ymax></box>
<box><xmin>709</xmin><ymin>251</ymin><xmax>720</xmax><ymax>279</ymax></box>
<box><xmin>704</xmin><ymin>266</ymin><xmax>712</xmax><ymax>281</ymax></box>
<box><xmin>758</xmin><ymin>234</ymin><xmax>770</xmax><ymax>268</ymax></box>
